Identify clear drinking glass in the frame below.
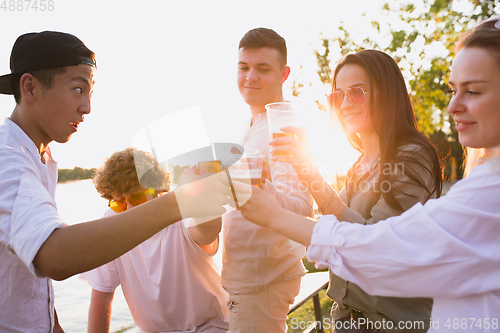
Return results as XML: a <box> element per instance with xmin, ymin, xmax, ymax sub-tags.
<box><xmin>265</xmin><ymin>101</ymin><xmax>301</xmax><ymax>140</ymax></box>
<box><xmin>226</xmin><ymin>147</ymin><xmax>264</xmax><ymax>188</ymax></box>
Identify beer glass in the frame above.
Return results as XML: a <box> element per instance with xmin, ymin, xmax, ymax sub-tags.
<box><xmin>226</xmin><ymin>147</ymin><xmax>264</xmax><ymax>188</ymax></box>
<box><xmin>265</xmin><ymin>101</ymin><xmax>301</xmax><ymax>140</ymax></box>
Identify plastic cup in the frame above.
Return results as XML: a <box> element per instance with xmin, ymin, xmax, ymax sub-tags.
<box><xmin>227</xmin><ymin>147</ymin><xmax>264</xmax><ymax>188</ymax></box>
<box><xmin>265</xmin><ymin>101</ymin><xmax>301</xmax><ymax>140</ymax></box>
<box><xmin>197</xmin><ymin>160</ymin><xmax>222</xmax><ymax>174</ymax></box>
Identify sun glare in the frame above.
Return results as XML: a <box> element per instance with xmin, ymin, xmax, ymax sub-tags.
<box><xmin>292</xmin><ymin>98</ymin><xmax>360</xmax><ymax>187</ymax></box>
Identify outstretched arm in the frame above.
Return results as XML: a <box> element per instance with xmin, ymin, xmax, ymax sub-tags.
<box><xmin>307</xmin><ymin>165</ymin><xmax>500</xmax><ymax>299</ymax></box>
<box><xmin>239</xmin><ymin>183</ymin><xmax>316</xmax><ymax>246</ymax></box>
<box><xmin>31</xmin><ymin>172</ymin><xmax>232</xmax><ymax>280</ymax></box>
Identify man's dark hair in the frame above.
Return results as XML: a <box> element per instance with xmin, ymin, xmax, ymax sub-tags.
<box><xmin>11</xmin><ymin>45</ymin><xmax>95</xmax><ymax>103</ymax></box>
<box><xmin>238</xmin><ymin>27</ymin><xmax>287</xmax><ymax>68</ymax></box>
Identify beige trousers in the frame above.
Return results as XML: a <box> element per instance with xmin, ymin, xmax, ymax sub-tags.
<box><xmin>226</xmin><ymin>276</ymin><xmax>301</xmax><ymax>333</ymax></box>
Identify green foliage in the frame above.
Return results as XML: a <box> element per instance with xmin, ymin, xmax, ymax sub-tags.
<box><xmin>389</xmin><ymin>30</ymin><xmax>407</xmax><ymax>52</ymax></box>
<box><xmin>288</xmin><ymin>257</ymin><xmax>332</xmax><ymax>332</ymax></box>
<box><xmin>308</xmin><ymin>0</ymin><xmax>499</xmax><ymax>180</ymax></box>
<box><xmin>410</xmin><ymin>57</ymin><xmax>451</xmax><ymax>136</ymax></box>
<box><xmin>57</xmin><ymin>167</ymin><xmax>96</xmax><ymax>183</ymax></box>
<box><xmin>291</xmin><ymin>66</ymin><xmax>305</xmax><ymax>97</ymax></box>
<box><xmin>302</xmin><ymin>256</ymin><xmax>328</xmax><ymax>273</ymax></box>
<box><xmin>315</xmin><ymin>38</ymin><xmax>332</xmax><ymax>84</ymax></box>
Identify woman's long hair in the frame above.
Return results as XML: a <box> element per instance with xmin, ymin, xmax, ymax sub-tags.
<box><xmin>331</xmin><ymin>49</ymin><xmax>442</xmax><ymax>211</ymax></box>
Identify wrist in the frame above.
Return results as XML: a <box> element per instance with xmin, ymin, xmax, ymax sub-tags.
<box><xmin>271</xmin><ymin>208</ymin><xmax>291</xmax><ymax>233</ymax></box>
<box><xmin>164</xmin><ymin>191</ymin><xmax>183</xmax><ymax>223</ymax></box>
<box><xmin>319</xmin><ymin>190</ymin><xmax>337</xmax><ymax>215</ymax></box>
<box><xmin>330</xmin><ymin>195</ymin><xmax>346</xmax><ymax>217</ymax></box>
<box><xmin>303</xmin><ymin>169</ymin><xmax>325</xmax><ymax>193</ymax></box>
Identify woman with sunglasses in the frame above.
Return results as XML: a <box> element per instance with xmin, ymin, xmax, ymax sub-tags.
<box><xmin>262</xmin><ymin>49</ymin><xmax>442</xmax><ymax>332</ymax></box>
<box><xmin>83</xmin><ymin>148</ymin><xmax>229</xmax><ymax>333</ymax></box>
<box><xmin>240</xmin><ymin>17</ymin><xmax>500</xmax><ymax>332</ymax></box>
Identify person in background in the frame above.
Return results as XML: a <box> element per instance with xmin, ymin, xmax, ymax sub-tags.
<box><xmin>84</xmin><ymin>147</ymin><xmax>229</xmax><ymax>333</ymax></box>
<box><xmin>239</xmin><ymin>16</ymin><xmax>500</xmax><ymax>333</ymax></box>
<box><xmin>0</xmin><ymin>31</ymin><xmax>231</xmax><ymax>332</ymax></box>
<box><xmin>221</xmin><ymin>27</ymin><xmax>313</xmax><ymax>332</ymax></box>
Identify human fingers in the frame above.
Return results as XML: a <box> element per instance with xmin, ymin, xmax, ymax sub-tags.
<box><xmin>184</xmin><ymin>166</ymin><xmax>199</xmax><ymax>175</ymax></box>
<box><xmin>174</xmin><ymin>173</ymin><xmax>230</xmax><ymax>218</ymax></box>
<box><xmin>279</xmin><ymin>125</ymin><xmax>304</xmax><ymax>137</ymax></box>
<box><xmin>177</xmin><ymin>166</ymin><xmax>199</xmax><ymax>186</ymax></box>
<box><xmin>230</xmin><ymin>179</ymin><xmax>253</xmax><ymax>207</ymax></box>
<box><xmin>270</xmin><ymin>144</ymin><xmax>304</xmax><ymax>158</ymax></box>
<box><xmin>239</xmin><ymin>186</ymin><xmax>279</xmax><ymax>228</ymax></box>
<box><xmin>270</xmin><ymin>154</ymin><xmax>297</xmax><ymax>166</ymax></box>
<box><xmin>261</xmin><ymin>158</ymin><xmax>269</xmax><ymax>185</ymax></box>
<box><xmin>269</xmin><ymin>135</ymin><xmax>301</xmax><ymax>149</ymax></box>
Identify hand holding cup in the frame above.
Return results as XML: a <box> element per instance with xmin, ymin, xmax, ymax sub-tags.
<box><xmin>174</xmin><ymin>167</ymin><xmax>231</xmax><ymax>219</ymax></box>
<box><xmin>238</xmin><ymin>182</ymin><xmax>284</xmax><ymax>229</ymax></box>
<box><xmin>269</xmin><ymin>126</ymin><xmax>318</xmax><ymax>184</ymax></box>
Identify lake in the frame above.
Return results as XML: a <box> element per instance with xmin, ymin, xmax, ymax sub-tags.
<box><xmin>53</xmin><ymin>179</ymin><xmax>223</xmax><ymax>333</ymax></box>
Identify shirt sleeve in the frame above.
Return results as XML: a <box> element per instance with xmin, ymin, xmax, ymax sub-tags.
<box><xmin>339</xmin><ymin>145</ymin><xmax>436</xmax><ymax>225</ymax></box>
<box><xmin>86</xmin><ymin>260</ymin><xmax>121</xmax><ymax>293</ymax></box>
<box><xmin>0</xmin><ymin>151</ymin><xmax>66</xmax><ymax>277</ymax></box>
<box><xmin>183</xmin><ymin>218</ymin><xmax>219</xmax><ymax>257</ymax></box>
<box><xmin>308</xmin><ymin>162</ymin><xmax>500</xmax><ymax>299</ymax></box>
<box><xmin>267</xmin><ymin>160</ymin><xmax>313</xmax><ymax>217</ymax></box>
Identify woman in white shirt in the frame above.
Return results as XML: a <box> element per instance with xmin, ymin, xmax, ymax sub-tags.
<box><xmin>238</xmin><ymin>16</ymin><xmax>500</xmax><ymax>333</ymax></box>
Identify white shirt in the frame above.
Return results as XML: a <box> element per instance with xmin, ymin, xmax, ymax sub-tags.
<box><xmin>307</xmin><ymin>160</ymin><xmax>500</xmax><ymax>332</ymax></box>
<box><xmin>83</xmin><ymin>210</ymin><xmax>229</xmax><ymax>333</ymax></box>
<box><xmin>222</xmin><ymin>112</ymin><xmax>313</xmax><ymax>294</ymax></box>
<box><xmin>0</xmin><ymin>119</ymin><xmax>66</xmax><ymax>332</ymax></box>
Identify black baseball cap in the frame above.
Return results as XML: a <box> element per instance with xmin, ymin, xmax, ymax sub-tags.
<box><xmin>0</xmin><ymin>31</ymin><xmax>96</xmax><ymax>95</ymax></box>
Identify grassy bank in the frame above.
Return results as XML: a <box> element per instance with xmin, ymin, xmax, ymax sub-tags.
<box><xmin>286</xmin><ymin>257</ymin><xmax>334</xmax><ymax>332</ymax></box>
<box><xmin>287</xmin><ymin>288</ymin><xmax>333</xmax><ymax>333</ymax></box>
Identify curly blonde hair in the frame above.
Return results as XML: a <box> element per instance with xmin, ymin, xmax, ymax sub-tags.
<box><xmin>93</xmin><ymin>148</ymin><xmax>170</xmax><ymax>200</ymax></box>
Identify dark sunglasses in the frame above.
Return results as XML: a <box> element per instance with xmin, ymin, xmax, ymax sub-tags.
<box><xmin>328</xmin><ymin>87</ymin><xmax>370</xmax><ymax>110</ymax></box>
<box><xmin>108</xmin><ymin>188</ymin><xmax>155</xmax><ymax>213</ymax></box>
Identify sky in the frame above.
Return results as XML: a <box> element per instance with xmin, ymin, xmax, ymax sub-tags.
<box><xmin>0</xmin><ymin>0</ymin><xmax>390</xmax><ymax>178</ymax></box>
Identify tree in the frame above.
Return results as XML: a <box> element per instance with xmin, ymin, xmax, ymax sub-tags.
<box><xmin>58</xmin><ymin>167</ymin><xmax>96</xmax><ymax>183</ymax></box>
<box><xmin>310</xmin><ymin>0</ymin><xmax>499</xmax><ymax>180</ymax></box>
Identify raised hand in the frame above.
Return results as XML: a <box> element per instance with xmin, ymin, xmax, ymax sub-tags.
<box><xmin>174</xmin><ymin>167</ymin><xmax>231</xmax><ymax>219</ymax></box>
<box><xmin>238</xmin><ymin>183</ymin><xmax>284</xmax><ymax>229</ymax></box>
<box><xmin>239</xmin><ymin>183</ymin><xmax>316</xmax><ymax>246</ymax></box>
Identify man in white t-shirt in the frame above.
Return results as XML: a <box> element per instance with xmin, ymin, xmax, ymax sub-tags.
<box><xmin>84</xmin><ymin>148</ymin><xmax>229</xmax><ymax>333</ymax></box>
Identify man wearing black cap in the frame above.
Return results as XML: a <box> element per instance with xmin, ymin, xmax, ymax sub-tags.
<box><xmin>0</xmin><ymin>31</ymin><xmax>234</xmax><ymax>332</ymax></box>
